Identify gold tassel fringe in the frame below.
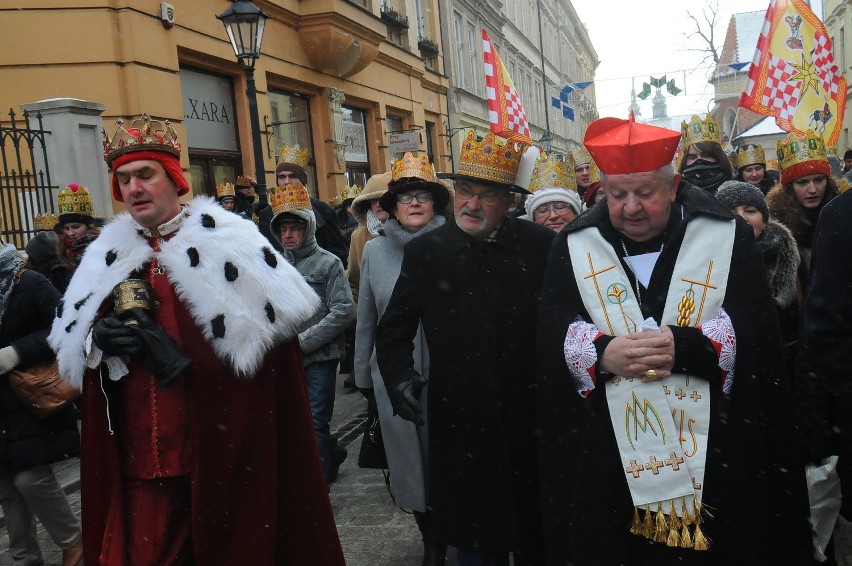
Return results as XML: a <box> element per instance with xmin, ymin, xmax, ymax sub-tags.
<box><xmin>681</xmin><ymin>497</ymin><xmax>692</xmax><ymax>526</ymax></box>
<box><xmin>642</xmin><ymin>505</ymin><xmax>654</xmax><ymax>538</ymax></box>
<box><xmin>666</xmin><ymin>500</ymin><xmax>680</xmax><ymax>547</ymax></box>
<box><xmin>653</xmin><ymin>503</ymin><xmax>668</xmax><ymax>543</ymax></box>
<box><xmin>630</xmin><ymin>506</ymin><xmax>642</xmax><ymax>536</ymax></box>
<box><xmin>680</xmin><ymin>522</ymin><xmax>693</xmax><ymax>548</ymax></box>
<box><xmin>693</xmin><ymin>523</ymin><xmax>710</xmax><ymax>551</ymax></box>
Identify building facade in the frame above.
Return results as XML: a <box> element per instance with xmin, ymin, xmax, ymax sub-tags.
<box><xmin>0</xmin><ymin>0</ymin><xmax>450</xmax><ymax>220</ymax></box>
<box><xmin>442</xmin><ymin>0</ymin><xmax>598</xmax><ymax>164</ymax></box>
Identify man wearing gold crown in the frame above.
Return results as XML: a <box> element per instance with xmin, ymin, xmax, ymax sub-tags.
<box><xmin>48</xmin><ymin>115</ymin><xmax>345</xmax><ymax>565</ymax></box>
<box><xmin>535</xmin><ymin>113</ymin><xmax>812</xmax><ymax>564</ymax></box>
<box><xmin>376</xmin><ymin>131</ymin><xmax>553</xmax><ymax>564</ymax></box>
<box><xmin>256</xmin><ymin>145</ymin><xmax>348</xmax><ymax>267</ymax></box>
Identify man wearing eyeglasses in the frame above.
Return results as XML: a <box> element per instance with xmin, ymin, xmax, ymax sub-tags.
<box><xmin>376</xmin><ymin>132</ymin><xmax>553</xmax><ymax>565</ymax></box>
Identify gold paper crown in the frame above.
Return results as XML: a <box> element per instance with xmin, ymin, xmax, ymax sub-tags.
<box><xmin>33</xmin><ymin>213</ymin><xmax>58</xmax><ymax>232</ymax></box>
<box><xmin>342</xmin><ymin>184</ymin><xmax>362</xmax><ymax>199</ymax></box>
<box><xmin>57</xmin><ymin>184</ymin><xmax>95</xmax><ymax>218</ymax></box>
<box><xmin>733</xmin><ymin>144</ymin><xmax>766</xmax><ymax>169</ymax></box>
<box><xmin>236</xmin><ymin>175</ymin><xmax>256</xmax><ymax>187</ymax></box>
<box><xmin>572</xmin><ymin>147</ymin><xmax>593</xmax><ymax>166</ymax></box>
<box><xmin>528</xmin><ymin>152</ymin><xmax>577</xmax><ymax>193</ymax></box>
<box><xmin>457</xmin><ymin>131</ymin><xmax>525</xmax><ymax>186</ymax></box>
<box><xmin>777</xmin><ymin>130</ymin><xmax>828</xmax><ymax>172</ymax></box>
<box><xmin>269</xmin><ymin>183</ymin><xmax>312</xmax><ymax>216</ymax></box>
<box><xmin>216</xmin><ymin>183</ymin><xmax>235</xmax><ymax>199</ymax></box>
<box><xmin>328</xmin><ymin>194</ymin><xmax>343</xmax><ymax>207</ymax></box>
<box><xmin>278</xmin><ymin>144</ymin><xmax>310</xmax><ymax>167</ymax></box>
<box><xmin>392</xmin><ymin>152</ymin><xmax>438</xmax><ymax>183</ymax></box>
<box><xmin>103</xmin><ymin>114</ymin><xmax>181</xmax><ymax>165</ymax></box>
<box><xmin>680</xmin><ymin>114</ymin><xmax>721</xmax><ymax>150</ymax></box>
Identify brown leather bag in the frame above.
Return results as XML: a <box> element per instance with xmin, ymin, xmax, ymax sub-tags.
<box><xmin>7</xmin><ymin>358</ymin><xmax>79</xmax><ymax>419</ymax></box>
<box><xmin>3</xmin><ymin>268</ymin><xmax>79</xmax><ymax>418</ymax></box>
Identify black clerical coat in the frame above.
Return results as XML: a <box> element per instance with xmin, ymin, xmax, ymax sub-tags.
<box><xmin>536</xmin><ymin>185</ymin><xmax>812</xmax><ymax>565</ymax></box>
<box><xmin>377</xmin><ymin>217</ymin><xmax>553</xmax><ymax>555</ymax></box>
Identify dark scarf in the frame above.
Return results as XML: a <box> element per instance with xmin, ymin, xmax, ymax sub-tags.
<box><xmin>64</xmin><ymin>232</ymin><xmax>98</xmax><ymax>269</ymax></box>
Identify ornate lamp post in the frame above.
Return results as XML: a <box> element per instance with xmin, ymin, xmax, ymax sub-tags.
<box><xmin>217</xmin><ymin>0</ymin><xmax>270</xmax><ymax>204</ymax></box>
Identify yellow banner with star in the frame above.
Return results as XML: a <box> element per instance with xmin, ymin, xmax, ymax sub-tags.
<box><xmin>739</xmin><ymin>0</ymin><xmax>847</xmax><ymax>148</ymax></box>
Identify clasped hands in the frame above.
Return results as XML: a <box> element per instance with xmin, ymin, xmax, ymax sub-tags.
<box><xmin>599</xmin><ymin>326</ymin><xmax>675</xmax><ymax>382</ymax></box>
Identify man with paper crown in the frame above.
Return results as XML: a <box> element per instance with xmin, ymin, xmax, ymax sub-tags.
<box><xmin>257</xmin><ymin>144</ymin><xmax>348</xmax><ymax>266</ymax></box>
<box><xmin>49</xmin><ymin>114</ymin><xmax>344</xmax><ymax>565</ymax></box>
<box><xmin>376</xmin><ymin>131</ymin><xmax>553</xmax><ymax>564</ymax></box>
<box><xmin>535</xmin><ymin>112</ymin><xmax>812</xmax><ymax>564</ymax></box>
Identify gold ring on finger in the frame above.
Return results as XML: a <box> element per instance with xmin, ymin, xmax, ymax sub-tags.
<box><xmin>644</xmin><ymin>369</ymin><xmax>657</xmax><ymax>380</ymax></box>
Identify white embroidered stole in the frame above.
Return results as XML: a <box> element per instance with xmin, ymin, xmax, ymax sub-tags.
<box><xmin>567</xmin><ymin>216</ymin><xmax>735</xmax><ymax>547</ymax></box>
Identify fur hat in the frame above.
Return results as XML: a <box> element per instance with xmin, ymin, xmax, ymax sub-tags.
<box><xmin>716</xmin><ymin>180</ymin><xmax>770</xmax><ymax>222</ymax></box>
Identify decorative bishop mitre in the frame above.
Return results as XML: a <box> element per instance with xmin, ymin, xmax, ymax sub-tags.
<box><xmin>528</xmin><ymin>152</ymin><xmax>577</xmax><ymax>193</ymax></box>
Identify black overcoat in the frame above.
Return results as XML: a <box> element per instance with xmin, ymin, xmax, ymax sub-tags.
<box><xmin>0</xmin><ymin>270</ymin><xmax>79</xmax><ymax>474</ymax></box>
<box><xmin>536</xmin><ymin>185</ymin><xmax>812</xmax><ymax>565</ymax></box>
<box><xmin>377</xmin><ymin>217</ymin><xmax>554</xmax><ymax>554</ymax></box>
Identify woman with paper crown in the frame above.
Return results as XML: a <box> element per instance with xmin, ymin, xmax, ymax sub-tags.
<box><xmin>767</xmin><ymin>130</ymin><xmax>840</xmax><ymax>287</ymax></box>
<box><xmin>268</xmin><ymin>182</ymin><xmax>356</xmax><ymax>486</ymax></box>
<box><xmin>536</xmin><ymin>113</ymin><xmax>812</xmax><ymax>564</ymax></box>
<box><xmin>524</xmin><ymin>152</ymin><xmax>582</xmax><ymax>232</ymax></box>
<box><xmin>50</xmin><ymin>114</ymin><xmax>344</xmax><ymax>565</ymax></box>
<box><xmin>677</xmin><ymin>114</ymin><xmax>733</xmax><ymax>194</ymax></box>
<box><xmin>355</xmin><ymin>152</ymin><xmax>452</xmax><ymax>565</ymax></box>
<box><xmin>52</xmin><ymin>183</ymin><xmax>100</xmax><ymax>294</ymax></box>
<box><xmin>733</xmin><ymin>143</ymin><xmax>779</xmax><ymax>194</ymax></box>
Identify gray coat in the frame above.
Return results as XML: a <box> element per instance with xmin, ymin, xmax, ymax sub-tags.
<box><xmin>285</xmin><ymin>208</ymin><xmax>356</xmax><ymax>366</ymax></box>
<box><xmin>354</xmin><ymin>216</ymin><xmax>444</xmax><ymax>511</ymax></box>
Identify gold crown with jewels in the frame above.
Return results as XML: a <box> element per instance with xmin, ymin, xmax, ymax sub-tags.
<box><xmin>392</xmin><ymin>151</ymin><xmax>438</xmax><ymax>183</ymax></box>
<box><xmin>680</xmin><ymin>114</ymin><xmax>721</xmax><ymax>150</ymax></box>
<box><xmin>102</xmin><ymin>114</ymin><xmax>181</xmax><ymax>165</ymax></box>
<box><xmin>457</xmin><ymin>131</ymin><xmax>526</xmax><ymax>186</ymax></box>
<box><xmin>278</xmin><ymin>144</ymin><xmax>310</xmax><ymax>167</ymax></box>
<box><xmin>57</xmin><ymin>183</ymin><xmax>94</xmax><ymax>217</ymax></box>
<box><xmin>342</xmin><ymin>184</ymin><xmax>362</xmax><ymax>199</ymax></box>
<box><xmin>236</xmin><ymin>175</ymin><xmax>256</xmax><ymax>187</ymax></box>
<box><xmin>777</xmin><ymin>130</ymin><xmax>827</xmax><ymax>172</ymax></box>
<box><xmin>216</xmin><ymin>183</ymin><xmax>235</xmax><ymax>199</ymax></box>
<box><xmin>33</xmin><ymin>213</ymin><xmax>59</xmax><ymax>231</ymax></box>
<box><xmin>732</xmin><ymin>144</ymin><xmax>766</xmax><ymax>169</ymax></box>
<box><xmin>269</xmin><ymin>183</ymin><xmax>312</xmax><ymax>216</ymax></box>
<box><xmin>528</xmin><ymin>152</ymin><xmax>577</xmax><ymax>193</ymax></box>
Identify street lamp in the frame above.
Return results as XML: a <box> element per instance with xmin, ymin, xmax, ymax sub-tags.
<box><xmin>217</xmin><ymin>0</ymin><xmax>270</xmax><ymax>205</ymax></box>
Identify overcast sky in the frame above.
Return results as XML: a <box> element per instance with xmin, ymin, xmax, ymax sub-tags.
<box><xmin>569</xmin><ymin>0</ymin><xmax>810</xmax><ymax>119</ymax></box>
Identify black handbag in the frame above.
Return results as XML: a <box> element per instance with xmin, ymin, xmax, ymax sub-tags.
<box><xmin>358</xmin><ymin>394</ymin><xmax>388</xmax><ymax>469</ymax></box>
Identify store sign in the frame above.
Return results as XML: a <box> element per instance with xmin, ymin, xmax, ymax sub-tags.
<box><xmin>343</xmin><ymin>121</ymin><xmax>368</xmax><ymax>162</ymax></box>
<box><xmin>180</xmin><ymin>69</ymin><xmax>238</xmax><ymax>152</ymax></box>
<box><xmin>388</xmin><ymin>131</ymin><xmax>421</xmax><ymax>154</ymax></box>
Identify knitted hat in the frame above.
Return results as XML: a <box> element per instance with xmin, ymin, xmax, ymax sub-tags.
<box><xmin>525</xmin><ymin>187</ymin><xmax>582</xmax><ymax>218</ymax></box>
<box><xmin>715</xmin><ymin>180</ymin><xmax>770</xmax><ymax>222</ymax></box>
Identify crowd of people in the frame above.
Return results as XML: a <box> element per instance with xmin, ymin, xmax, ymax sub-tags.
<box><xmin>0</xmin><ymin>109</ymin><xmax>850</xmax><ymax>565</ymax></box>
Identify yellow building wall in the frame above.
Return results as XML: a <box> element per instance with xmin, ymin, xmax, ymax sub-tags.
<box><xmin>0</xmin><ymin>0</ymin><xmax>449</xmax><ymax>211</ymax></box>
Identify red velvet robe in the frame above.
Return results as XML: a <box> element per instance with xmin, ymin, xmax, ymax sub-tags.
<box><xmin>80</xmin><ymin>259</ymin><xmax>344</xmax><ymax>565</ymax></box>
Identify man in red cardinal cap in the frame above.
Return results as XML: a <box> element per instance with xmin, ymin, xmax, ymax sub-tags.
<box><xmin>49</xmin><ymin>114</ymin><xmax>344</xmax><ymax>565</ymax></box>
<box><xmin>535</xmin><ymin>112</ymin><xmax>812</xmax><ymax>564</ymax></box>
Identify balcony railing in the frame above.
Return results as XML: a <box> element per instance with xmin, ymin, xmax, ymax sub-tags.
<box><xmin>380</xmin><ymin>4</ymin><xmax>409</xmax><ymax>29</ymax></box>
<box><xmin>418</xmin><ymin>37</ymin><xmax>439</xmax><ymax>56</ymax></box>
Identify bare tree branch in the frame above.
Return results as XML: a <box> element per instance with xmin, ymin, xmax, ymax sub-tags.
<box><xmin>684</xmin><ymin>0</ymin><xmax>722</xmax><ymax>67</ymax></box>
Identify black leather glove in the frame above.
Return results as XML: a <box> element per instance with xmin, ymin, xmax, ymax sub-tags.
<box><xmin>93</xmin><ymin>313</ymin><xmax>141</xmax><ymax>357</ymax></box>
<box><xmin>388</xmin><ymin>371</ymin><xmax>427</xmax><ymax>426</ymax></box>
<box><xmin>124</xmin><ymin>308</ymin><xmax>193</xmax><ymax>387</ymax></box>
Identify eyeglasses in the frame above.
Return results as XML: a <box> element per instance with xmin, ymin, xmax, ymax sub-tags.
<box><xmin>396</xmin><ymin>191</ymin><xmax>433</xmax><ymax>204</ymax></box>
<box><xmin>455</xmin><ymin>184</ymin><xmax>503</xmax><ymax>205</ymax></box>
<box><xmin>533</xmin><ymin>202</ymin><xmax>574</xmax><ymax>217</ymax></box>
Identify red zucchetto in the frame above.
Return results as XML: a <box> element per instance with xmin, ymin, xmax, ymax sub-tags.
<box><xmin>583</xmin><ymin>111</ymin><xmax>682</xmax><ymax>175</ymax></box>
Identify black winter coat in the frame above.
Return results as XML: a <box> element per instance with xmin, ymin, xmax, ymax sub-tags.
<box><xmin>376</xmin><ymin>217</ymin><xmax>554</xmax><ymax>555</ymax></box>
<box><xmin>796</xmin><ymin>189</ymin><xmax>852</xmax><ymax>518</ymax></box>
<box><xmin>0</xmin><ymin>270</ymin><xmax>79</xmax><ymax>474</ymax></box>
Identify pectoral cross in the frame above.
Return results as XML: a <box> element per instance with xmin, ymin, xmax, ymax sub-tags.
<box><xmin>584</xmin><ymin>253</ymin><xmax>616</xmax><ymax>335</ymax></box>
<box><xmin>680</xmin><ymin>260</ymin><xmax>717</xmax><ymax>325</ymax></box>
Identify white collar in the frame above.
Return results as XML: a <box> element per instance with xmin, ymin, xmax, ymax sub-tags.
<box><xmin>135</xmin><ymin>207</ymin><xmax>187</xmax><ymax>238</ymax></box>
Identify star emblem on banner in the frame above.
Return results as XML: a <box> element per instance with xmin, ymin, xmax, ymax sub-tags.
<box><xmin>791</xmin><ymin>53</ymin><xmax>820</xmax><ymax>98</ymax></box>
